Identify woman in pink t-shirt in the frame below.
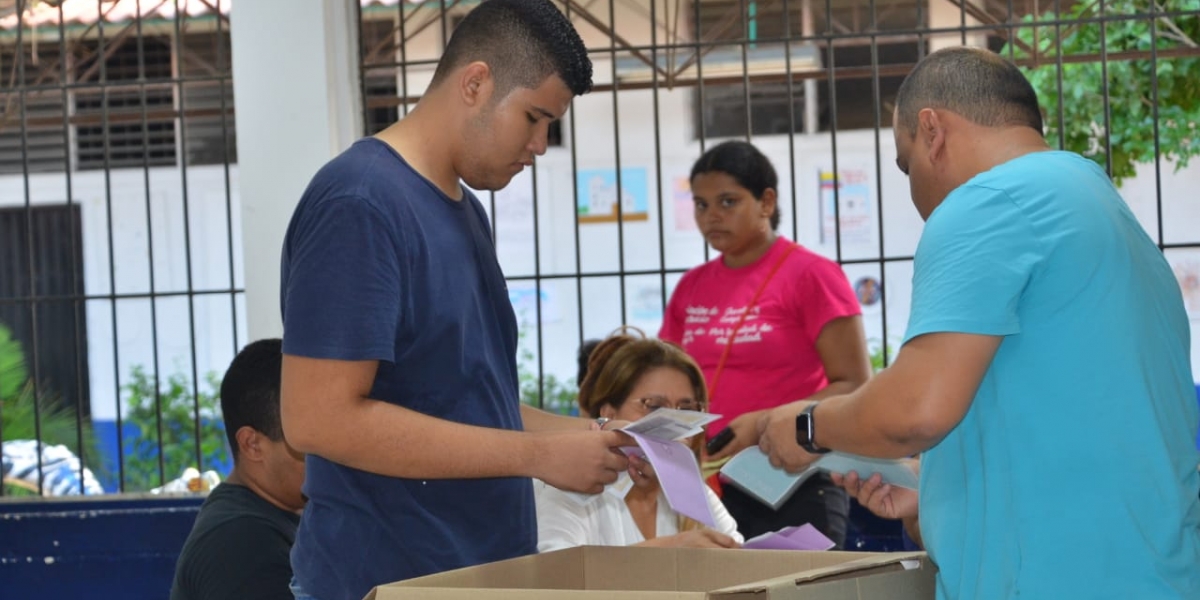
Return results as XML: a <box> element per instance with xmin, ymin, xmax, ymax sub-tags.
<box><xmin>659</xmin><ymin>141</ymin><xmax>872</xmax><ymax>545</ymax></box>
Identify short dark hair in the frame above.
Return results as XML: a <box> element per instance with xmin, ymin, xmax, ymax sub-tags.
<box><xmin>895</xmin><ymin>46</ymin><xmax>1043</xmax><ymax>137</ymax></box>
<box><xmin>430</xmin><ymin>0</ymin><xmax>592</xmax><ymax>98</ymax></box>
<box><xmin>577</xmin><ymin>338</ymin><xmax>602</xmax><ymax>386</ymax></box>
<box><xmin>220</xmin><ymin>338</ymin><xmax>283</xmax><ymax>461</ymax></box>
<box><xmin>690</xmin><ymin>141</ymin><xmax>781</xmax><ymax>231</ymax></box>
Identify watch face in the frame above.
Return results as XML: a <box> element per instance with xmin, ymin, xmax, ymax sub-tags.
<box><xmin>795</xmin><ymin>412</ymin><xmax>813</xmax><ymax>446</ymax></box>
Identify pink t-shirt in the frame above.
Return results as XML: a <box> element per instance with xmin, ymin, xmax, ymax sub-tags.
<box><xmin>659</xmin><ymin>237</ymin><xmax>861</xmax><ymax>437</ymax></box>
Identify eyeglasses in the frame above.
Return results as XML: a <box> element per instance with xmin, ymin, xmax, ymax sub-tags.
<box><xmin>630</xmin><ymin>396</ymin><xmax>703</xmax><ymax>413</ymax></box>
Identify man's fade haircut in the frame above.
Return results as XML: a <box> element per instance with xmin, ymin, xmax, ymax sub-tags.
<box><xmin>895</xmin><ymin>46</ymin><xmax>1043</xmax><ymax>138</ymax></box>
<box><xmin>430</xmin><ymin>0</ymin><xmax>592</xmax><ymax>98</ymax></box>
<box><xmin>220</xmin><ymin>338</ymin><xmax>284</xmax><ymax>461</ymax></box>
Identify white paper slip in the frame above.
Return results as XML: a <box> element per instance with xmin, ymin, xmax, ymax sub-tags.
<box><xmin>719</xmin><ymin>449</ymin><xmax>919</xmax><ymax>510</ymax></box>
<box><xmin>619</xmin><ymin>408</ymin><xmax>720</xmax><ymax>441</ymax></box>
<box><xmin>815</xmin><ymin>453</ymin><xmax>919</xmax><ymax>489</ymax></box>
<box><xmin>718</xmin><ymin>448</ymin><xmax>818</xmax><ymax>510</ymax></box>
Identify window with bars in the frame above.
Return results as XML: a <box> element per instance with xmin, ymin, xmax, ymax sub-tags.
<box><xmin>693</xmin><ymin>0</ymin><xmax>925</xmax><ymax>138</ymax></box>
<box><xmin>0</xmin><ymin>43</ymin><xmax>71</xmax><ymax>174</ymax></box>
<box><xmin>0</xmin><ymin>28</ymin><xmax>235</xmax><ymax>174</ymax></box>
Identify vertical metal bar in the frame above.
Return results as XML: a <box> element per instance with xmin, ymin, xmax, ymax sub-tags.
<box><xmin>608</xmin><ymin>0</ymin><xmax>628</xmax><ymax>324</ymax></box>
<box><xmin>530</xmin><ymin>160</ymin><xmax>545</xmax><ymax>408</ymax></box>
<box><xmin>215</xmin><ymin>0</ymin><xmax>238</xmax><ymax>355</ymax></box>
<box><xmin>399</xmin><ymin>0</ymin><xmax>410</xmax><ymax>117</ymax></box>
<box><xmin>1053</xmin><ymin>0</ymin><xmax>1065</xmax><ymax>150</ymax></box>
<box><xmin>136</xmin><ymin>0</ymin><xmax>168</xmax><ymax>490</ymax></box>
<box><xmin>96</xmin><ymin>0</ymin><xmax>127</xmax><ymax>493</ymax></box>
<box><xmin>960</xmin><ymin>0</ymin><xmax>968</xmax><ymax>45</ymax></box>
<box><xmin>565</xmin><ymin>2</ymin><xmax>585</xmax><ymax>348</ymax></box>
<box><xmin>916</xmin><ymin>0</ymin><xmax>926</xmax><ymax>58</ymax></box>
<box><xmin>356</xmin><ymin>0</ymin><xmax>369</xmax><ymax>136</ymax></box>
<box><xmin>16</xmin><ymin>0</ymin><xmax>47</xmax><ymax>497</ymax></box>
<box><xmin>440</xmin><ymin>0</ymin><xmax>450</xmax><ymax>52</ymax></box>
<box><xmin>651</xmin><ymin>0</ymin><xmax>669</xmax><ymax>314</ymax></box>
<box><xmin>59</xmin><ymin>0</ymin><xmax>87</xmax><ymax>496</ymax></box>
<box><xmin>1006</xmin><ymin>0</ymin><xmax>1017</xmax><ymax>61</ymax></box>
<box><xmin>782</xmin><ymin>0</ymin><xmax>800</xmax><ymax>242</ymax></box>
<box><xmin>825</xmin><ymin>0</ymin><xmax>843</xmax><ymax>265</ymax></box>
<box><xmin>173</xmin><ymin>0</ymin><xmax>205</xmax><ymax>478</ymax></box>
<box><xmin>740</xmin><ymin>0</ymin><xmax>752</xmax><ymax>140</ymax></box>
<box><xmin>868</xmin><ymin>0</ymin><xmax>890</xmax><ymax>366</ymax></box>
<box><xmin>694</xmin><ymin>0</ymin><xmax>710</xmax><ymax>264</ymax></box>
<box><xmin>1148</xmin><ymin>2</ymin><xmax>1163</xmax><ymax>247</ymax></box>
<box><xmin>1098</xmin><ymin>0</ymin><xmax>1113</xmax><ymax>177</ymax></box>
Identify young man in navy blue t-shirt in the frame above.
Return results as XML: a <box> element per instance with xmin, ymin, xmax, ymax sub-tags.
<box><xmin>279</xmin><ymin>3</ymin><xmax>631</xmax><ymax>600</ymax></box>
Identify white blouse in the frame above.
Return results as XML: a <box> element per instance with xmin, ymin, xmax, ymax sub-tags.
<box><xmin>534</xmin><ymin>479</ymin><xmax>744</xmax><ymax>553</ymax></box>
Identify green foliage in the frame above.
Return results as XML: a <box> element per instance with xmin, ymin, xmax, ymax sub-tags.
<box><xmin>120</xmin><ymin>366</ymin><xmax>227</xmax><ymax>492</ymax></box>
<box><xmin>1005</xmin><ymin>0</ymin><xmax>1200</xmax><ymax>184</ymax></box>
<box><xmin>0</xmin><ymin>324</ymin><xmax>27</xmax><ymax>401</ymax></box>
<box><xmin>869</xmin><ymin>340</ymin><xmax>896</xmax><ymax>373</ymax></box>
<box><xmin>1</xmin><ymin>322</ymin><xmax>100</xmax><ymax>495</ymax></box>
<box><xmin>516</xmin><ymin>330</ymin><xmax>580</xmax><ymax>416</ymax></box>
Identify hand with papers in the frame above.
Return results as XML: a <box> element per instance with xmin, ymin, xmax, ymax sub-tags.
<box><xmin>533</xmin><ymin>429</ymin><xmax>632</xmax><ymax>494</ymax></box>
<box><xmin>832</xmin><ymin>466</ymin><xmax>919</xmax><ymax>521</ymax></box>
<box><xmin>719</xmin><ymin>447</ymin><xmax>918</xmax><ymax>510</ymax></box>
<box><xmin>832</xmin><ymin>459</ymin><xmax>924</xmax><ymax>549</ymax></box>
<box><xmin>757</xmin><ymin>400</ymin><xmax>823</xmax><ymax>473</ymax></box>
<box><xmin>534</xmin><ymin>331</ymin><xmax>746</xmax><ymax>552</ymax></box>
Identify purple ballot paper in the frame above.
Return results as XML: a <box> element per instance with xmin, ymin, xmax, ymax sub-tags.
<box><xmin>742</xmin><ymin>524</ymin><xmax>835</xmax><ymax>551</ymax></box>
<box><xmin>624</xmin><ymin>430</ymin><xmax>716</xmax><ymax>528</ymax></box>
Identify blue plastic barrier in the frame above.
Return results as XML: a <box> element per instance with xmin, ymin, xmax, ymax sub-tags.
<box><xmin>0</xmin><ymin>496</ymin><xmax>202</xmax><ymax>600</ymax></box>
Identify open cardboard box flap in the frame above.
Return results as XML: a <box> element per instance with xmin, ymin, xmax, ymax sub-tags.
<box><xmin>365</xmin><ymin>547</ymin><xmax>934</xmax><ymax>600</ymax></box>
<box><xmin>710</xmin><ymin>551</ymin><xmax>928</xmax><ymax>595</ymax></box>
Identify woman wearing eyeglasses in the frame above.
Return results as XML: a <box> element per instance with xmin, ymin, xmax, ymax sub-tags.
<box><xmin>659</xmin><ymin>141</ymin><xmax>872</xmax><ymax>546</ymax></box>
<box><xmin>534</xmin><ymin>330</ymin><xmax>743</xmax><ymax>552</ymax></box>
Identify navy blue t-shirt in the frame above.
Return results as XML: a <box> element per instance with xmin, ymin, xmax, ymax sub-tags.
<box><xmin>280</xmin><ymin>138</ymin><xmax>533</xmax><ymax>600</ymax></box>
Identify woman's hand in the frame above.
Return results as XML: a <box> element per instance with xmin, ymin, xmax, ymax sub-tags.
<box><xmin>706</xmin><ymin>410</ymin><xmax>768</xmax><ymax>461</ymax></box>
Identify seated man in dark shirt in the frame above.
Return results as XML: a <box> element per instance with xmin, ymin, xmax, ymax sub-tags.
<box><xmin>170</xmin><ymin>338</ymin><xmax>305</xmax><ymax>600</ymax></box>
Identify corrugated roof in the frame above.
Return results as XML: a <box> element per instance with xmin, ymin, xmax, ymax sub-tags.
<box><xmin>0</xmin><ymin>0</ymin><xmax>419</xmax><ymax>31</ymax></box>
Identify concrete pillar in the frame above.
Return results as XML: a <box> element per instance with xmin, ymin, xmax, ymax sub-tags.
<box><xmin>231</xmin><ymin>0</ymin><xmax>363</xmax><ymax>341</ymax></box>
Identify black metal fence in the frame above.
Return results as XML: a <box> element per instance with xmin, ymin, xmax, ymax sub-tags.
<box><xmin>1</xmin><ymin>0</ymin><xmax>1197</xmax><ymax>498</ymax></box>
<box><xmin>0</xmin><ymin>0</ymin><xmax>241</xmax><ymax>497</ymax></box>
<box><xmin>355</xmin><ymin>0</ymin><xmax>1200</xmax><ymax>412</ymax></box>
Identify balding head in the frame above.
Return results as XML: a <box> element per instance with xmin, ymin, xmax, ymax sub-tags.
<box><xmin>895</xmin><ymin>46</ymin><xmax>1043</xmax><ymax>137</ymax></box>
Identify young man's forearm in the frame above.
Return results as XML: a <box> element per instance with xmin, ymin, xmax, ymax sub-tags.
<box><xmin>287</xmin><ymin>396</ymin><xmax>543</xmax><ymax>480</ymax></box>
<box><xmin>520</xmin><ymin>403</ymin><xmax>593</xmax><ymax>432</ymax></box>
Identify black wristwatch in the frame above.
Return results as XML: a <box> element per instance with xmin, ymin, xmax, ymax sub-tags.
<box><xmin>795</xmin><ymin>404</ymin><xmax>831</xmax><ymax>454</ymax></box>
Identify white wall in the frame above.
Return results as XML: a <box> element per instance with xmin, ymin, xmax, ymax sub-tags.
<box><xmin>0</xmin><ymin>165</ymin><xmax>247</xmax><ymax>421</ymax></box>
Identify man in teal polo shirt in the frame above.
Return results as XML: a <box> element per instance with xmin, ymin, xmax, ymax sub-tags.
<box><xmin>758</xmin><ymin>46</ymin><xmax>1200</xmax><ymax>599</ymax></box>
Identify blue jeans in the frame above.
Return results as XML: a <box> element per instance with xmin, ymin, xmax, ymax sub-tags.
<box><xmin>289</xmin><ymin>576</ymin><xmax>322</xmax><ymax>600</ymax></box>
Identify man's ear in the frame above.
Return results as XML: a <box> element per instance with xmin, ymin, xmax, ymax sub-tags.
<box><xmin>458</xmin><ymin>61</ymin><xmax>494</xmax><ymax>109</ymax></box>
<box><xmin>235</xmin><ymin>426</ymin><xmax>265</xmax><ymax>463</ymax></box>
<box><xmin>919</xmin><ymin>108</ymin><xmax>947</xmax><ymax>165</ymax></box>
<box><xmin>599</xmin><ymin>404</ymin><xmax>617</xmax><ymax>420</ymax></box>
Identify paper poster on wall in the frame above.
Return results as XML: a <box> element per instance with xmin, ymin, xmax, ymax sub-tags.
<box><xmin>671</xmin><ymin>175</ymin><xmax>697</xmax><ymax>233</ymax></box>
<box><xmin>576</xmin><ymin>167</ymin><xmax>650</xmax><ymax>223</ymax></box>
<box><xmin>630</xmin><ymin>284</ymin><xmax>665</xmax><ymax>323</ymax></box>
<box><xmin>492</xmin><ymin>168</ymin><xmax>535</xmax><ymax>239</ymax></box>
<box><xmin>818</xmin><ymin>168</ymin><xmax>873</xmax><ymax>245</ymax></box>
<box><xmin>508</xmin><ymin>281</ymin><xmax>561</xmax><ymax>325</ymax></box>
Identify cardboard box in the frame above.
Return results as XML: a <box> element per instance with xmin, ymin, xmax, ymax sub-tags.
<box><xmin>365</xmin><ymin>547</ymin><xmax>935</xmax><ymax>600</ymax></box>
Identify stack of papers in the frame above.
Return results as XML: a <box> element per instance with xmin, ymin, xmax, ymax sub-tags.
<box><xmin>720</xmin><ymin>448</ymin><xmax>918</xmax><ymax>509</ymax></box>
<box><xmin>564</xmin><ymin>409</ymin><xmax>722</xmax><ymax>528</ymax></box>
<box><xmin>742</xmin><ymin>524</ymin><xmax>836</xmax><ymax>551</ymax></box>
